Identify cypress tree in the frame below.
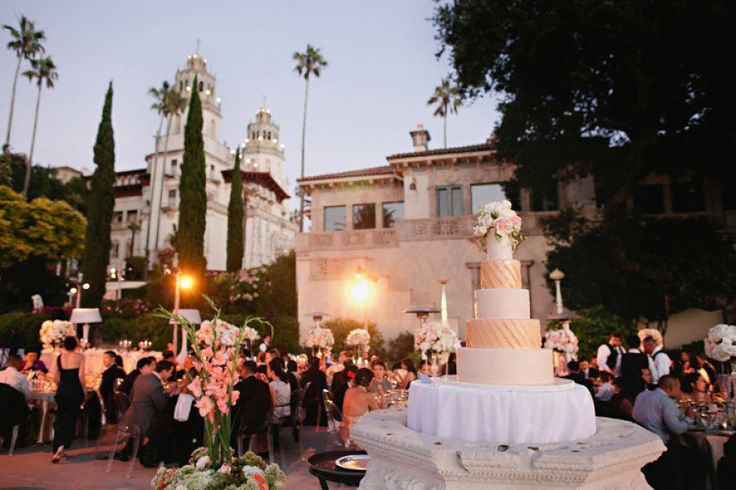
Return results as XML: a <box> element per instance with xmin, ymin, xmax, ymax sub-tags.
<box><xmin>226</xmin><ymin>148</ymin><xmax>244</xmax><ymax>272</ymax></box>
<box><xmin>177</xmin><ymin>76</ymin><xmax>207</xmax><ymax>276</ymax></box>
<box><xmin>81</xmin><ymin>82</ymin><xmax>115</xmax><ymax>307</ymax></box>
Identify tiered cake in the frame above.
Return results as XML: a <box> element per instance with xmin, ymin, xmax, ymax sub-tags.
<box><xmin>457</xmin><ymin>232</ymin><xmax>554</xmax><ymax>385</ymax></box>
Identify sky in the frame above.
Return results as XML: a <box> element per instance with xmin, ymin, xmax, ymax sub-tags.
<box><xmin>0</xmin><ymin>1</ymin><xmax>499</xmax><ymax>196</ymax></box>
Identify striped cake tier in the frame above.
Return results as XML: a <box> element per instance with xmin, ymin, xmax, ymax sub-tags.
<box><xmin>466</xmin><ymin>318</ymin><xmax>541</xmax><ymax>349</ymax></box>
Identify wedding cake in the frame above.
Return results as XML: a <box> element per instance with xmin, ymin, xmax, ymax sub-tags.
<box><xmin>457</xmin><ymin>206</ymin><xmax>553</xmax><ymax>385</ymax></box>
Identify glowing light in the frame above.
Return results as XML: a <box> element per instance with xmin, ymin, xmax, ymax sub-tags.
<box><xmin>69</xmin><ymin>288</ymin><xmax>78</xmax><ymax>294</ymax></box>
<box><xmin>350</xmin><ymin>270</ymin><xmax>372</xmax><ymax>304</ymax></box>
<box><xmin>82</xmin><ymin>283</ymin><xmax>90</xmax><ymax>290</ymax></box>
<box><xmin>179</xmin><ymin>275</ymin><xmax>194</xmax><ymax>290</ymax></box>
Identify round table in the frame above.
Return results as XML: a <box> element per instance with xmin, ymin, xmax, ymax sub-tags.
<box><xmin>307</xmin><ymin>450</ymin><xmax>367</xmax><ymax>489</ymax></box>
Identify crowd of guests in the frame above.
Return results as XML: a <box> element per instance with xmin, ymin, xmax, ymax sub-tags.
<box><xmin>563</xmin><ymin>332</ymin><xmax>734</xmax><ymax>489</ymax></box>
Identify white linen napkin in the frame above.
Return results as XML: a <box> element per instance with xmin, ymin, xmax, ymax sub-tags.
<box><xmin>174</xmin><ymin>393</ymin><xmax>194</xmax><ymax>421</ymax></box>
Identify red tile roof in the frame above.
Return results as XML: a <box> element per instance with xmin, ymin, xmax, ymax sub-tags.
<box><xmin>387</xmin><ymin>143</ymin><xmax>492</xmax><ymax>160</ymax></box>
<box><xmin>222</xmin><ymin>169</ymin><xmax>290</xmax><ymax>202</ymax></box>
<box><xmin>297</xmin><ymin>165</ymin><xmax>397</xmax><ymax>183</ymax></box>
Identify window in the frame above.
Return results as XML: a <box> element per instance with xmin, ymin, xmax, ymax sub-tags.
<box><xmin>111</xmin><ymin>241</ymin><xmax>119</xmax><ymax>258</ymax></box>
<box><xmin>168</xmin><ymin>189</ymin><xmax>177</xmax><ymax>200</ymax></box>
<box><xmin>114</xmin><ymin>211</ymin><xmax>123</xmax><ymax>223</ymax></box>
<box><xmin>382</xmin><ymin>202</ymin><xmax>404</xmax><ymax>228</ymax></box>
<box><xmin>324</xmin><ymin>206</ymin><xmax>346</xmax><ymax>231</ymax></box>
<box><xmin>352</xmin><ymin>203</ymin><xmax>376</xmax><ymax>230</ymax></box>
<box><xmin>127</xmin><ymin>211</ymin><xmax>138</xmax><ymax>223</ymax></box>
<box><xmin>199</xmin><ymin>81</ymin><xmax>204</xmax><ymax>92</ymax></box>
<box><xmin>530</xmin><ymin>182</ymin><xmax>559</xmax><ymax>211</ymax></box>
<box><xmin>672</xmin><ymin>182</ymin><xmax>705</xmax><ymax>213</ymax></box>
<box><xmin>171</xmin><ymin>159</ymin><xmax>178</xmax><ymax>170</ymax></box>
<box><xmin>633</xmin><ymin>185</ymin><xmax>665</xmax><ymax>214</ymax></box>
<box><xmin>436</xmin><ymin>186</ymin><xmax>463</xmax><ymax>217</ymax></box>
<box><xmin>471</xmin><ymin>183</ymin><xmax>506</xmax><ymax>214</ymax></box>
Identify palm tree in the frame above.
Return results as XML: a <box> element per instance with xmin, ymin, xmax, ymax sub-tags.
<box><xmin>23</xmin><ymin>56</ymin><xmax>57</xmax><ymax>197</ymax></box>
<box><xmin>427</xmin><ymin>78</ymin><xmax>462</xmax><ymax>149</ymax></box>
<box><xmin>144</xmin><ymin>80</ymin><xmax>171</xmax><ymax>261</ymax></box>
<box><xmin>150</xmin><ymin>82</ymin><xmax>186</xmax><ymax>260</ymax></box>
<box><xmin>293</xmin><ymin>44</ymin><xmax>327</xmax><ymax>232</ymax></box>
<box><xmin>3</xmin><ymin>16</ymin><xmax>46</xmax><ymax>153</ymax></box>
<box><xmin>127</xmin><ymin>221</ymin><xmax>141</xmax><ymax>258</ymax></box>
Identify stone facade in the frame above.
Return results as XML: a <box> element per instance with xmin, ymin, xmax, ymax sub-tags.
<box><xmin>104</xmin><ymin>53</ymin><xmax>297</xmax><ymax>274</ymax></box>
<box><xmin>296</xmin><ymin>127</ymin><xmax>735</xmax><ymax>346</ymax></box>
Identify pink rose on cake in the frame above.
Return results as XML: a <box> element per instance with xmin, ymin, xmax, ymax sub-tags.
<box><xmin>473</xmin><ymin>200</ymin><xmax>525</xmax><ymax>252</ymax></box>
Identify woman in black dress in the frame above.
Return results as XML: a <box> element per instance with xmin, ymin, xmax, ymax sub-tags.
<box><xmin>51</xmin><ymin>336</ymin><xmax>85</xmax><ymax>463</ymax></box>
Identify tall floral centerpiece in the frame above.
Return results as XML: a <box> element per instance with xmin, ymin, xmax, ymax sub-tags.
<box><xmin>39</xmin><ymin>320</ymin><xmax>76</xmax><ymax>351</ymax></box>
<box><xmin>704</xmin><ymin>324</ymin><xmax>736</xmax><ymax>373</ymax></box>
<box><xmin>240</xmin><ymin>325</ymin><xmax>260</xmax><ymax>354</ymax></box>
<box><xmin>638</xmin><ymin>328</ymin><xmax>664</xmax><ymax>348</ymax></box>
<box><xmin>304</xmin><ymin>326</ymin><xmax>335</xmax><ymax>358</ymax></box>
<box><xmin>346</xmin><ymin>328</ymin><xmax>371</xmax><ymax>365</ymax></box>
<box><xmin>473</xmin><ymin>199</ymin><xmax>524</xmax><ymax>254</ymax></box>
<box><xmin>157</xmin><ymin>303</ymin><xmax>277</xmax><ymax>479</ymax></box>
<box><xmin>544</xmin><ymin>325</ymin><xmax>579</xmax><ymax>363</ymax></box>
<box><xmin>414</xmin><ymin>321</ymin><xmax>461</xmax><ymax>376</ymax></box>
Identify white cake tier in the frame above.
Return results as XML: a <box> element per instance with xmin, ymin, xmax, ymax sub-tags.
<box><xmin>407</xmin><ymin>377</ymin><xmax>596</xmax><ymax>444</ymax></box>
<box><xmin>474</xmin><ymin>288</ymin><xmax>530</xmax><ymax>319</ymax></box>
<box><xmin>456</xmin><ymin>347</ymin><xmax>553</xmax><ymax>385</ymax></box>
<box><xmin>487</xmin><ymin>233</ymin><xmax>513</xmax><ymax>260</ymax></box>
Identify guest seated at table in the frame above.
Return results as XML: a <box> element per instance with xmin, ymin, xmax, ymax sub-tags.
<box><xmin>51</xmin><ymin>336</ymin><xmax>85</xmax><ymax>463</ymax></box>
<box><xmin>21</xmin><ymin>351</ymin><xmax>47</xmax><ymax>374</ymax></box>
<box><xmin>396</xmin><ymin>358</ymin><xmax>417</xmax><ymax>389</ymax></box>
<box><xmin>0</xmin><ymin>353</ymin><xmax>31</xmax><ymax>401</ymax></box>
<box><xmin>369</xmin><ymin>361</ymin><xmax>392</xmax><ymax>393</ymax></box>
<box><xmin>595</xmin><ymin>376</ymin><xmax>633</xmax><ymax>420</ymax></box>
<box><xmin>100</xmin><ymin>350</ymin><xmax>126</xmax><ymax>422</ymax></box>
<box><xmin>267</xmin><ymin>358</ymin><xmax>291</xmax><ymax>425</ymax></box>
<box><xmin>673</xmin><ymin>350</ymin><xmax>696</xmax><ymax>379</ymax></box>
<box><xmin>693</xmin><ymin>352</ymin><xmax>717</xmax><ymax>390</ymax></box>
<box><xmin>717</xmin><ymin>433</ymin><xmax>736</xmax><ymax>490</ymax></box>
<box><xmin>119</xmin><ymin>356</ymin><xmax>155</xmax><ymax>396</ymax></box>
<box><xmin>633</xmin><ymin>375</ymin><xmax>705</xmax><ymax>490</ymax></box>
<box><xmin>119</xmin><ymin>359</ymin><xmax>174</xmax><ymax>458</ymax></box>
<box><xmin>679</xmin><ymin>373</ymin><xmax>712</xmax><ymax>405</ymax></box>
<box><xmin>326</xmin><ymin>351</ymin><xmax>351</xmax><ymax>384</ymax></box>
<box><xmin>594</xmin><ymin>372</ymin><xmax>614</xmax><ymax>402</ymax></box>
<box><xmin>563</xmin><ymin>361</ymin><xmax>595</xmax><ymax>398</ymax></box>
<box><xmin>300</xmin><ymin>357</ymin><xmax>327</xmax><ymax>426</ymax></box>
<box><xmin>341</xmin><ymin>367</ymin><xmax>383</xmax><ymax>443</ymax></box>
<box><xmin>332</xmin><ymin>363</ymin><xmax>358</xmax><ymax>418</ymax></box>
<box><xmin>441</xmin><ymin>352</ymin><xmax>457</xmax><ymax>376</ymax></box>
<box><xmin>579</xmin><ymin>357</ymin><xmax>598</xmax><ymax>379</ymax></box>
<box><xmin>232</xmin><ymin>360</ymin><xmax>273</xmax><ymax>452</ymax></box>
<box><xmin>418</xmin><ymin>360</ymin><xmax>431</xmax><ymax>377</ymax></box>
<box><xmin>287</xmin><ymin>359</ymin><xmax>300</xmax><ymax>383</ymax></box>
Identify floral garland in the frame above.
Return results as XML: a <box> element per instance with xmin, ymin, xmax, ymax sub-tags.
<box><xmin>152</xmin><ymin>448</ymin><xmax>285</xmax><ymax>490</ymax></box>
<box><xmin>638</xmin><ymin>328</ymin><xmax>664</xmax><ymax>347</ymax></box>
<box><xmin>345</xmin><ymin>328</ymin><xmax>371</xmax><ymax>354</ymax></box>
<box><xmin>158</xmin><ymin>302</ymin><xmax>272</xmax><ymax>469</ymax></box>
<box><xmin>544</xmin><ymin>327</ymin><xmax>579</xmax><ymax>358</ymax></box>
<box><xmin>304</xmin><ymin>326</ymin><xmax>335</xmax><ymax>351</ymax></box>
<box><xmin>414</xmin><ymin>321</ymin><xmax>460</xmax><ymax>359</ymax></box>
<box><xmin>472</xmin><ymin>200</ymin><xmax>525</xmax><ymax>251</ymax></box>
<box><xmin>704</xmin><ymin>324</ymin><xmax>736</xmax><ymax>362</ymax></box>
<box><xmin>39</xmin><ymin>320</ymin><xmax>76</xmax><ymax>350</ymax></box>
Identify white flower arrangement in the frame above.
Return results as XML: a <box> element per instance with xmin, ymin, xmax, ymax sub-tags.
<box><xmin>345</xmin><ymin>328</ymin><xmax>371</xmax><ymax>353</ymax></box>
<box><xmin>39</xmin><ymin>320</ymin><xmax>76</xmax><ymax>350</ymax></box>
<box><xmin>304</xmin><ymin>326</ymin><xmax>335</xmax><ymax>350</ymax></box>
<box><xmin>704</xmin><ymin>324</ymin><xmax>736</xmax><ymax>362</ymax></box>
<box><xmin>414</xmin><ymin>321</ymin><xmax>461</xmax><ymax>358</ymax></box>
<box><xmin>473</xmin><ymin>200</ymin><xmax>525</xmax><ymax>251</ymax></box>
<box><xmin>196</xmin><ymin>319</ymin><xmax>240</xmax><ymax>348</ymax></box>
<box><xmin>638</xmin><ymin>328</ymin><xmax>664</xmax><ymax>347</ymax></box>
<box><xmin>544</xmin><ymin>327</ymin><xmax>579</xmax><ymax>357</ymax></box>
<box><xmin>241</xmin><ymin>326</ymin><xmax>260</xmax><ymax>343</ymax></box>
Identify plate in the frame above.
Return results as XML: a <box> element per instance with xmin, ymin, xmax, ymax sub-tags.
<box><xmin>335</xmin><ymin>454</ymin><xmax>370</xmax><ymax>472</ymax></box>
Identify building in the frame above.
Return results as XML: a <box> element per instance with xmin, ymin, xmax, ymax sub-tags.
<box><xmin>295</xmin><ymin>126</ymin><xmax>734</xmax><ymax>347</ymax></box>
<box><xmin>107</xmin><ymin>52</ymin><xmax>297</xmax><ymax>274</ymax></box>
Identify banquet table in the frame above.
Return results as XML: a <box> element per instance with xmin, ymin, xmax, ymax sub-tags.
<box><xmin>40</xmin><ymin>348</ymin><xmax>162</xmax><ymax>379</ymax></box>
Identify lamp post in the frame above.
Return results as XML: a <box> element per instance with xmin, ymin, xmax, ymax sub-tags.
<box><xmin>549</xmin><ymin>268</ymin><xmax>565</xmax><ymax>315</ymax></box>
<box><xmin>172</xmin><ymin>272</ymin><xmax>194</xmax><ymax>348</ymax></box>
<box><xmin>67</xmin><ymin>288</ymin><xmax>77</xmax><ymax>307</ymax></box>
<box><xmin>75</xmin><ymin>282</ymin><xmax>90</xmax><ymax>308</ymax></box>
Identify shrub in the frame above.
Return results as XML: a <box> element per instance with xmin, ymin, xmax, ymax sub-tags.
<box><xmin>322</xmin><ymin>318</ymin><xmax>386</xmax><ymax>360</ymax></box>
<box><xmin>549</xmin><ymin>305</ymin><xmax>636</xmax><ymax>361</ymax></box>
<box><xmin>124</xmin><ymin>256</ymin><xmax>147</xmax><ymax>281</ymax></box>
<box><xmin>0</xmin><ymin>311</ymin><xmax>54</xmax><ymax>350</ymax></box>
<box><xmin>100</xmin><ymin>314</ymin><xmax>171</xmax><ymax>351</ymax></box>
<box><xmin>385</xmin><ymin>331</ymin><xmax>417</xmax><ymax>366</ymax></box>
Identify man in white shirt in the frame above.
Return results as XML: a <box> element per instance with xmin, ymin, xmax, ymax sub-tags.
<box><xmin>596</xmin><ymin>332</ymin><xmax>624</xmax><ymax>376</ymax></box>
<box><xmin>643</xmin><ymin>336</ymin><xmax>670</xmax><ymax>383</ymax></box>
<box><xmin>0</xmin><ymin>353</ymin><xmax>31</xmax><ymax>401</ymax></box>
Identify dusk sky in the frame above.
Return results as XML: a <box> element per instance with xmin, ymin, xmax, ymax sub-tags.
<box><xmin>1</xmin><ymin>1</ymin><xmax>499</xmax><ymax>196</ymax></box>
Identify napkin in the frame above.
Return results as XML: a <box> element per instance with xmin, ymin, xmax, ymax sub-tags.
<box><xmin>174</xmin><ymin>393</ymin><xmax>194</xmax><ymax>421</ymax></box>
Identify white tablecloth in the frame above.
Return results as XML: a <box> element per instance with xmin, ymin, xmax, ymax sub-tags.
<box><xmin>41</xmin><ymin>348</ymin><xmax>162</xmax><ymax>378</ymax></box>
<box><xmin>407</xmin><ymin>377</ymin><xmax>597</xmax><ymax>444</ymax></box>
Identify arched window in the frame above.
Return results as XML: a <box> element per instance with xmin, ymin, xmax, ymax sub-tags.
<box><xmin>267</xmin><ymin>131</ymin><xmax>271</xmax><ymax>140</ymax></box>
<box><xmin>179</xmin><ymin>80</ymin><xmax>183</xmax><ymax>91</ymax></box>
<box><xmin>199</xmin><ymin>81</ymin><xmax>204</xmax><ymax>92</ymax></box>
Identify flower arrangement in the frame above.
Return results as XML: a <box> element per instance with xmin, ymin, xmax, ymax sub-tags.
<box><xmin>638</xmin><ymin>328</ymin><xmax>664</xmax><ymax>347</ymax></box>
<box><xmin>304</xmin><ymin>326</ymin><xmax>335</xmax><ymax>351</ymax></box>
<box><xmin>704</xmin><ymin>324</ymin><xmax>736</xmax><ymax>363</ymax></box>
<box><xmin>157</xmin><ymin>301</ymin><xmax>272</xmax><ymax>469</ymax></box>
<box><xmin>414</xmin><ymin>321</ymin><xmax>461</xmax><ymax>359</ymax></box>
<box><xmin>346</xmin><ymin>328</ymin><xmax>371</xmax><ymax>355</ymax></box>
<box><xmin>472</xmin><ymin>200</ymin><xmax>525</xmax><ymax>251</ymax></box>
<box><xmin>39</xmin><ymin>320</ymin><xmax>76</xmax><ymax>350</ymax></box>
<box><xmin>152</xmin><ymin>448</ymin><xmax>285</xmax><ymax>490</ymax></box>
<box><xmin>101</xmin><ymin>298</ymin><xmax>152</xmax><ymax>318</ymax></box>
<box><xmin>241</xmin><ymin>326</ymin><xmax>260</xmax><ymax>343</ymax></box>
<box><xmin>544</xmin><ymin>326</ymin><xmax>579</xmax><ymax>359</ymax></box>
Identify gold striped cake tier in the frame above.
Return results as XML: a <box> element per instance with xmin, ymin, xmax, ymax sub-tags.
<box><xmin>480</xmin><ymin>260</ymin><xmax>522</xmax><ymax>289</ymax></box>
<box><xmin>466</xmin><ymin>318</ymin><xmax>541</xmax><ymax>349</ymax></box>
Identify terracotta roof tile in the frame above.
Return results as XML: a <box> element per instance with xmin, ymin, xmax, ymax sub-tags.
<box><xmin>387</xmin><ymin>143</ymin><xmax>492</xmax><ymax>160</ymax></box>
<box><xmin>297</xmin><ymin>165</ymin><xmax>396</xmax><ymax>183</ymax></box>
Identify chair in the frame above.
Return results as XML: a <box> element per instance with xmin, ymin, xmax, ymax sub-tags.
<box><xmin>234</xmin><ymin>406</ymin><xmax>273</xmax><ymax>464</ymax></box>
<box><xmin>105</xmin><ymin>392</ymin><xmax>141</xmax><ymax>479</ymax></box>
<box><xmin>322</xmin><ymin>390</ymin><xmax>346</xmax><ymax>449</ymax></box>
<box><xmin>0</xmin><ymin>383</ymin><xmax>28</xmax><ymax>456</ymax></box>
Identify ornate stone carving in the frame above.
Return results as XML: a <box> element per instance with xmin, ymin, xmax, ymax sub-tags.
<box><xmin>310</xmin><ymin>258</ymin><xmax>352</xmax><ymax>279</ymax></box>
<box><xmin>351</xmin><ymin>408</ymin><xmax>665</xmax><ymax>489</ymax></box>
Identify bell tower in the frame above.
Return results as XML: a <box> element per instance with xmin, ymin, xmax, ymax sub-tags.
<box><xmin>171</xmin><ymin>53</ymin><xmax>222</xmax><ymax>141</ymax></box>
<box><xmin>242</xmin><ymin>106</ymin><xmax>286</xmax><ymax>189</ymax></box>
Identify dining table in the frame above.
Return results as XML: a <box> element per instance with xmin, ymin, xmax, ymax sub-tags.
<box><xmin>40</xmin><ymin>348</ymin><xmax>162</xmax><ymax>379</ymax></box>
<box><xmin>27</xmin><ymin>376</ymin><xmax>98</xmax><ymax>444</ymax></box>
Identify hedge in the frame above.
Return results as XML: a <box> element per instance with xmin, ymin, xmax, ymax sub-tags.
<box><xmin>0</xmin><ymin>311</ymin><xmax>53</xmax><ymax>351</ymax></box>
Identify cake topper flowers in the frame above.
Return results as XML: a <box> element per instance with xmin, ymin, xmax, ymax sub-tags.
<box><xmin>473</xmin><ymin>200</ymin><xmax>525</xmax><ymax>251</ymax></box>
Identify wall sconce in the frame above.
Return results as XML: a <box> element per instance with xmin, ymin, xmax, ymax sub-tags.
<box><xmin>409</xmin><ymin>178</ymin><xmax>417</xmax><ymax>190</ymax></box>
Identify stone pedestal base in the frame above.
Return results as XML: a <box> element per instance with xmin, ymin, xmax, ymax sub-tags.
<box><xmin>351</xmin><ymin>408</ymin><xmax>665</xmax><ymax>489</ymax></box>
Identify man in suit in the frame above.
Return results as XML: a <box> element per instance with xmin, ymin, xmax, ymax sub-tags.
<box><xmin>121</xmin><ymin>360</ymin><xmax>173</xmax><ymax>438</ymax></box>
<box><xmin>620</xmin><ymin>334</ymin><xmax>654</xmax><ymax>396</ymax></box>
<box><xmin>232</xmin><ymin>360</ymin><xmax>272</xmax><ymax>452</ymax></box>
<box><xmin>100</xmin><ymin>351</ymin><xmax>126</xmax><ymax>422</ymax></box>
<box><xmin>119</xmin><ymin>357</ymin><xmax>155</xmax><ymax>396</ymax></box>
<box><xmin>563</xmin><ymin>360</ymin><xmax>595</xmax><ymax>398</ymax></box>
<box><xmin>579</xmin><ymin>357</ymin><xmax>598</xmax><ymax>379</ymax></box>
